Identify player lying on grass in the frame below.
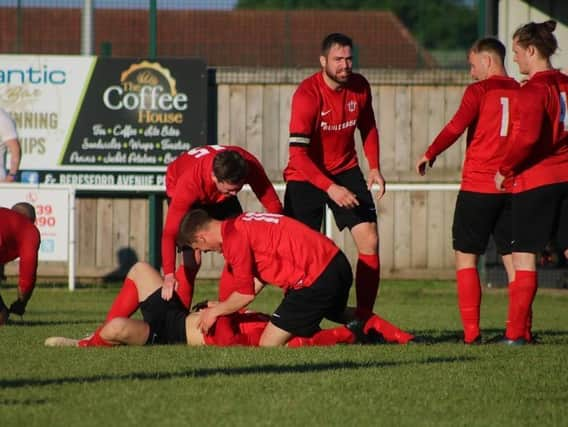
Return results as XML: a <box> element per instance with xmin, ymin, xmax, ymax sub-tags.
<box><xmin>45</xmin><ymin>261</ymin><xmax>413</xmax><ymax>348</ymax></box>
<box><xmin>178</xmin><ymin>210</ymin><xmax>415</xmax><ymax>346</ymax></box>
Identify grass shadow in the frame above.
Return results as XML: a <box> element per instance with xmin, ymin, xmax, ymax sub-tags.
<box><xmin>4</xmin><ymin>319</ymin><xmax>100</xmax><ymax>327</ymax></box>
<box><xmin>0</xmin><ymin>398</ymin><xmax>50</xmax><ymax>406</ymax></box>
<box><xmin>0</xmin><ymin>356</ymin><xmax>476</xmax><ymax>389</ymax></box>
<box><xmin>413</xmin><ymin>328</ymin><xmax>568</xmax><ymax>345</ymax></box>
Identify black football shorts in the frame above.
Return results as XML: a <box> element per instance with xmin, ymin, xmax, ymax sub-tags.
<box><xmin>452</xmin><ymin>190</ymin><xmax>512</xmax><ymax>255</ymax></box>
<box><xmin>284</xmin><ymin>166</ymin><xmax>377</xmax><ymax>232</ymax></box>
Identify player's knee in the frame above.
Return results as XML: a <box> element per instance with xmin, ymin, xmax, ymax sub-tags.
<box><xmin>128</xmin><ymin>262</ymin><xmax>153</xmax><ymax>281</ymax></box>
<box><xmin>358</xmin><ymin>232</ymin><xmax>379</xmax><ymax>253</ymax></box>
<box><xmin>102</xmin><ymin>318</ymin><xmax>130</xmax><ymax>341</ymax></box>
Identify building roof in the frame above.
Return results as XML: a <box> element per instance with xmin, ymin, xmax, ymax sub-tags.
<box><xmin>0</xmin><ymin>8</ymin><xmax>435</xmax><ymax>68</ymax></box>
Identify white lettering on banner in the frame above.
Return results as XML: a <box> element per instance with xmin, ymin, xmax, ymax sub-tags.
<box><xmin>102</xmin><ymin>85</ymin><xmax>188</xmax><ymax>111</ymax></box>
<box><xmin>128</xmin><ymin>140</ymin><xmax>155</xmax><ymax>152</ymax></box>
<box><xmin>102</xmin><ymin>152</ymin><xmax>127</xmax><ymax>164</ymax></box>
<box><xmin>69</xmin><ymin>152</ymin><xmax>97</xmax><ymax>163</ymax></box>
<box><xmin>116</xmin><ymin>175</ymin><xmax>156</xmax><ymax>185</ymax></box>
<box><xmin>113</xmin><ymin>124</ymin><xmax>138</xmax><ymax>138</ymax></box>
<box><xmin>160</xmin><ymin>139</ymin><xmax>191</xmax><ymax>150</ymax></box>
<box><xmin>161</xmin><ymin>126</ymin><xmax>180</xmax><ymax>137</ymax></box>
<box><xmin>144</xmin><ymin>125</ymin><xmax>160</xmax><ymax>137</ymax></box>
<box><xmin>81</xmin><ymin>138</ymin><xmax>122</xmax><ymax>150</ymax></box>
<box><xmin>128</xmin><ymin>152</ymin><xmax>157</xmax><ymax>164</ymax></box>
<box><xmin>58</xmin><ymin>174</ymin><xmax>116</xmax><ymax>185</ymax></box>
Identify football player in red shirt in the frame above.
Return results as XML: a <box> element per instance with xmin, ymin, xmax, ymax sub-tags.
<box><xmin>177</xmin><ymin>210</ymin><xmax>414</xmax><ymax>347</ymax></box>
<box><xmin>162</xmin><ymin>145</ymin><xmax>283</xmax><ymax>304</ymax></box>
<box><xmin>44</xmin><ymin>261</ymin><xmax>368</xmax><ymax>349</ymax></box>
<box><xmin>495</xmin><ymin>20</ymin><xmax>568</xmax><ymax>344</ymax></box>
<box><xmin>76</xmin><ymin>145</ymin><xmax>282</xmax><ymax>347</ymax></box>
<box><xmin>0</xmin><ymin>203</ymin><xmax>40</xmax><ymax>325</ymax></box>
<box><xmin>415</xmin><ymin>38</ymin><xmax>519</xmax><ymax>344</ymax></box>
<box><xmin>283</xmin><ymin>33</ymin><xmax>385</xmax><ymax>321</ymax></box>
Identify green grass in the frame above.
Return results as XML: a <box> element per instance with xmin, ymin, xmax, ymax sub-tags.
<box><xmin>1</xmin><ymin>280</ymin><xmax>567</xmax><ymax>427</ymax></box>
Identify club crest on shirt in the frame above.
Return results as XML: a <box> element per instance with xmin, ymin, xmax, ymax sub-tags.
<box><xmin>347</xmin><ymin>100</ymin><xmax>357</xmax><ymax>112</ymax></box>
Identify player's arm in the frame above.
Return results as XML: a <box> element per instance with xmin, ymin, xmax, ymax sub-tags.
<box><xmin>4</xmin><ymin>138</ymin><xmax>20</xmax><ymax>182</ymax></box>
<box><xmin>288</xmin><ymin>89</ymin><xmax>334</xmax><ymax>190</ymax></box>
<box><xmin>358</xmin><ymin>85</ymin><xmax>385</xmax><ymax>199</ymax></box>
<box><xmin>160</xmin><ymin>183</ymin><xmax>199</xmax><ymax>299</ymax></box>
<box><xmin>242</xmin><ymin>151</ymin><xmax>283</xmax><ymax>214</ymax></box>
<box><xmin>198</xmin><ymin>243</ymin><xmax>256</xmax><ymax>333</ymax></box>
<box><xmin>417</xmin><ymin>85</ymin><xmax>481</xmax><ymax>175</ymax></box>
<box><xmin>10</xmin><ymin>227</ymin><xmax>40</xmax><ymax>315</ymax></box>
<box><xmin>288</xmin><ymin>91</ymin><xmax>358</xmax><ymax>207</ymax></box>
<box><xmin>498</xmin><ymin>85</ymin><xmax>545</xmax><ymax>180</ymax></box>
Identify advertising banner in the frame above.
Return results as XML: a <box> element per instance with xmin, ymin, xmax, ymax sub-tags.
<box><xmin>0</xmin><ymin>55</ymin><xmax>207</xmax><ymax>186</ymax></box>
<box><xmin>0</xmin><ymin>186</ymin><xmax>72</xmax><ymax>261</ymax></box>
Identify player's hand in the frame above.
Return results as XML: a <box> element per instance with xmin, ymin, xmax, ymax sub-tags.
<box><xmin>327</xmin><ymin>184</ymin><xmax>359</xmax><ymax>208</ymax></box>
<box><xmin>367</xmin><ymin>168</ymin><xmax>386</xmax><ymax>200</ymax></box>
<box><xmin>197</xmin><ymin>308</ymin><xmax>218</xmax><ymax>334</ymax></box>
<box><xmin>415</xmin><ymin>155</ymin><xmax>435</xmax><ymax>176</ymax></box>
<box><xmin>191</xmin><ymin>300</ymin><xmax>218</xmax><ymax>312</ymax></box>
<box><xmin>191</xmin><ymin>300</ymin><xmax>209</xmax><ymax>312</ymax></box>
<box><xmin>9</xmin><ymin>299</ymin><xmax>26</xmax><ymax>316</ymax></box>
<box><xmin>494</xmin><ymin>172</ymin><xmax>506</xmax><ymax>191</ymax></box>
<box><xmin>161</xmin><ymin>273</ymin><xmax>178</xmax><ymax>301</ymax></box>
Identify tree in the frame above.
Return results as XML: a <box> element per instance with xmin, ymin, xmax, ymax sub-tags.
<box><xmin>236</xmin><ymin>0</ymin><xmax>478</xmax><ymax>50</ymax></box>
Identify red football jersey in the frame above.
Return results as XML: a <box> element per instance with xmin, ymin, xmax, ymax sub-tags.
<box><xmin>500</xmin><ymin>70</ymin><xmax>568</xmax><ymax>192</ymax></box>
<box><xmin>162</xmin><ymin>145</ymin><xmax>283</xmax><ymax>275</ymax></box>
<box><xmin>203</xmin><ymin>311</ymin><xmax>269</xmax><ymax>347</ymax></box>
<box><xmin>0</xmin><ymin>208</ymin><xmax>40</xmax><ymax>295</ymax></box>
<box><xmin>283</xmin><ymin>72</ymin><xmax>380</xmax><ymax>191</ymax></box>
<box><xmin>219</xmin><ymin>213</ymin><xmax>340</xmax><ymax>297</ymax></box>
<box><xmin>426</xmin><ymin>75</ymin><xmax>519</xmax><ymax>193</ymax></box>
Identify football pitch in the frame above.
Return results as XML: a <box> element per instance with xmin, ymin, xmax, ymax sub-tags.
<box><xmin>1</xmin><ymin>280</ymin><xmax>567</xmax><ymax>427</ymax></box>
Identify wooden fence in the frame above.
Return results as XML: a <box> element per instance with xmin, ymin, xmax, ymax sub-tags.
<box><xmin>6</xmin><ymin>69</ymin><xmax>471</xmax><ymax>282</ymax></box>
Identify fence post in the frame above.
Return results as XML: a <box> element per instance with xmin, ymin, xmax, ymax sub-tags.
<box><xmin>149</xmin><ymin>0</ymin><xmax>157</xmax><ymax>59</ymax></box>
<box><xmin>148</xmin><ymin>194</ymin><xmax>163</xmax><ymax>270</ymax></box>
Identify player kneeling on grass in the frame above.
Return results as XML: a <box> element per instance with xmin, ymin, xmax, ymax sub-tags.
<box><xmin>178</xmin><ymin>210</ymin><xmax>414</xmax><ymax>347</ymax></box>
<box><xmin>45</xmin><ymin>261</ymin><xmax>368</xmax><ymax>348</ymax></box>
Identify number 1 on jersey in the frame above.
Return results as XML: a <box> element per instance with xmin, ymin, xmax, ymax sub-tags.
<box><xmin>499</xmin><ymin>97</ymin><xmax>510</xmax><ymax>137</ymax></box>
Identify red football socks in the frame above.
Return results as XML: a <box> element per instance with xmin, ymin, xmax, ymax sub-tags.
<box><xmin>78</xmin><ymin>326</ymin><xmax>113</xmax><ymax>347</ymax></box>
<box><xmin>104</xmin><ymin>277</ymin><xmax>139</xmax><ymax>322</ymax></box>
<box><xmin>287</xmin><ymin>326</ymin><xmax>356</xmax><ymax>348</ymax></box>
<box><xmin>175</xmin><ymin>264</ymin><xmax>196</xmax><ymax>310</ymax></box>
<box><xmin>506</xmin><ymin>270</ymin><xmax>537</xmax><ymax>340</ymax></box>
<box><xmin>456</xmin><ymin>268</ymin><xmax>481</xmax><ymax>343</ymax></box>
<box><xmin>363</xmin><ymin>314</ymin><xmax>414</xmax><ymax>344</ymax></box>
<box><xmin>355</xmin><ymin>253</ymin><xmax>380</xmax><ymax>319</ymax></box>
<box><xmin>78</xmin><ymin>277</ymin><xmax>139</xmax><ymax>348</ymax></box>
